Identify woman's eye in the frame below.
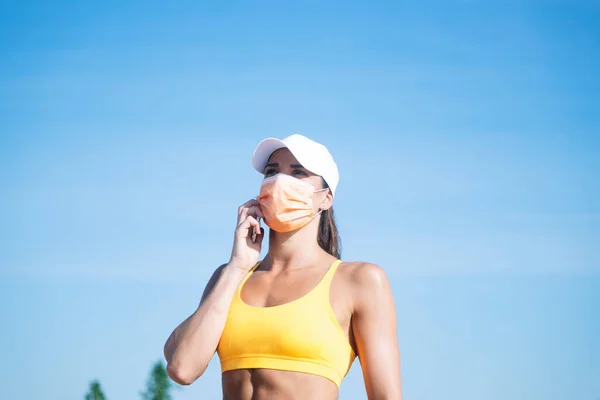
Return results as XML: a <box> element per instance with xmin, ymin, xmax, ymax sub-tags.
<box><xmin>293</xmin><ymin>170</ymin><xmax>307</xmax><ymax>176</ymax></box>
<box><xmin>264</xmin><ymin>169</ymin><xmax>276</xmax><ymax>176</ymax></box>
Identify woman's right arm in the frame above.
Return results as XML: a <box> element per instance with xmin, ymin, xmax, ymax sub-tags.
<box><xmin>163</xmin><ymin>200</ymin><xmax>264</xmax><ymax>385</ymax></box>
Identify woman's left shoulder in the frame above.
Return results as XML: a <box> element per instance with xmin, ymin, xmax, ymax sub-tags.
<box><xmin>337</xmin><ymin>261</ymin><xmax>391</xmax><ymax>292</ymax></box>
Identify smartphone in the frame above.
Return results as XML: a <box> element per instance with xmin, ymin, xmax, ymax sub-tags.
<box><xmin>252</xmin><ymin>217</ymin><xmax>261</xmax><ymax>243</ymax></box>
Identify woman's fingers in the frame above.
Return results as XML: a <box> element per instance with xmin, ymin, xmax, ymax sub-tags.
<box><xmin>246</xmin><ymin>205</ymin><xmax>264</xmax><ymax>220</ymax></box>
<box><xmin>235</xmin><ymin>199</ymin><xmax>264</xmax><ymax>243</ymax></box>
<box><xmin>236</xmin><ymin>215</ymin><xmax>261</xmax><ymax>238</ymax></box>
<box><xmin>238</xmin><ymin>199</ymin><xmax>259</xmax><ymax>216</ymax></box>
<box><xmin>237</xmin><ymin>201</ymin><xmax>263</xmax><ymax>225</ymax></box>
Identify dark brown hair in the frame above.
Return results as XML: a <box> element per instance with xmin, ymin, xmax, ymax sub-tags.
<box><xmin>318</xmin><ymin>178</ymin><xmax>341</xmax><ymax>259</ymax></box>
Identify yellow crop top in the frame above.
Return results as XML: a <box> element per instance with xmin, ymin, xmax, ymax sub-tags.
<box><xmin>217</xmin><ymin>259</ymin><xmax>356</xmax><ymax>388</ymax></box>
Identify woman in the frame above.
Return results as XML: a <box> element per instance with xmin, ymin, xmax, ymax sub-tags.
<box><xmin>164</xmin><ymin>134</ymin><xmax>402</xmax><ymax>399</ymax></box>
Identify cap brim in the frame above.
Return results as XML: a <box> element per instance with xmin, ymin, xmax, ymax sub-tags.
<box><xmin>252</xmin><ymin>138</ymin><xmax>287</xmax><ymax>173</ymax></box>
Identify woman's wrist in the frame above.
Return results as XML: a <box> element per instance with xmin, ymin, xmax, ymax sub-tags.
<box><xmin>222</xmin><ymin>262</ymin><xmax>250</xmax><ymax>282</ymax></box>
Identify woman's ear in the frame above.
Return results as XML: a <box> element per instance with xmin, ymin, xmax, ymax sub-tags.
<box><xmin>321</xmin><ymin>189</ymin><xmax>334</xmax><ymax>211</ymax></box>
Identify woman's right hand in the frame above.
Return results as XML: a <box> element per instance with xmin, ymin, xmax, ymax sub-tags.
<box><xmin>228</xmin><ymin>199</ymin><xmax>265</xmax><ymax>272</ymax></box>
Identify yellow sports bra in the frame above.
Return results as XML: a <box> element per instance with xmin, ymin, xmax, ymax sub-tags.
<box><xmin>217</xmin><ymin>259</ymin><xmax>356</xmax><ymax>387</ymax></box>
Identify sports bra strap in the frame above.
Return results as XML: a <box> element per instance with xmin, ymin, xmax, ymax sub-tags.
<box><xmin>317</xmin><ymin>259</ymin><xmax>342</xmax><ymax>290</ymax></box>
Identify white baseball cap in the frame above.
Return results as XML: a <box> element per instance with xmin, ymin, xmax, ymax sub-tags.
<box><xmin>252</xmin><ymin>134</ymin><xmax>340</xmax><ymax>196</ymax></box>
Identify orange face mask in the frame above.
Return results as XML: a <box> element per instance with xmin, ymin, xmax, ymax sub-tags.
<box><xmin>258</xmin><ymin>173</ymin><xmax>327</xmax><ymax>232</ymax></box>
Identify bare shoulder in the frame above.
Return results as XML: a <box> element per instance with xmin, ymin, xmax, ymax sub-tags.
<box><xmin>337</xmin><ymin>261</ymin><xmax>391</xmax><ymax>292</ymax></box>
<box><xmin>338</xmin><ymin>261</ymin><xmax>395</xmax><ymax>317</ymax></box>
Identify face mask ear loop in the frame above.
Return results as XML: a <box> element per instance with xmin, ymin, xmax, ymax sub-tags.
<box><xmin>313</xmin><ymin>187</ymin><xmax>329</xmax><ymax>215</ymax></box>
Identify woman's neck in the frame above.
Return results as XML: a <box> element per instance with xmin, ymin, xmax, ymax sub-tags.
<box><xmin>265</xmin><ymin>218</ymin><xmax>326</xmax><ymax>271</ymax></box>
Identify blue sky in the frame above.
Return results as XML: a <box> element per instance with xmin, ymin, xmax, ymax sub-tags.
<box><xmin>1</xmin><ymin>1</ymin><xmax>599</xmax><ymax>399</ymax></box>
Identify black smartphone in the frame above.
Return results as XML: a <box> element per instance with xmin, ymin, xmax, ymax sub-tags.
<box><xmin>252</xmin><ymin>217</ymin><xmax>261</xmax><ymax>243</ymax></box>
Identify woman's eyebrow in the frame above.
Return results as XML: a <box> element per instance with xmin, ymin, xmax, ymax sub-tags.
<box><xmin>290</xmin><ymin>164</ymin><xmax>305</xmax><ymax>169</ymax></box>
<box><xmin>263</xmin><ymin>162</ymin><xmax>279</xmax><ymax>172</ymax></box>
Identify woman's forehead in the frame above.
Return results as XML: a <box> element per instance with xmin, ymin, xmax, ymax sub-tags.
<box><xmin>265</xmin><ymin>148</ymin><xmax>321</xmax><ymax>179</ymax></box>
<box><xmin>267</xmin><ymin>148</ymin><xmax>300</xmax><ymax>165</ymax></box>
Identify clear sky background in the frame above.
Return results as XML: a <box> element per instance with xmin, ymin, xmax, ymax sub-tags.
<box><xmin>1</xmin><ymin>1</ymin><xmax>599</xmax><ymax>399</ymax></box>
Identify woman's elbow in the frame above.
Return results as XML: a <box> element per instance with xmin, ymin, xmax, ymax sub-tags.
<box><xmin>166</xmin><ymin>361</ymin><xmax>206</xmax><ymax>386</ymax></box>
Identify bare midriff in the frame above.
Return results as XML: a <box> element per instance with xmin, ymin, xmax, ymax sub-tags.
<box><xmin>222</xmin><ymin>369</ymin><xmax>339</xmax><ymax>400</ymax></box>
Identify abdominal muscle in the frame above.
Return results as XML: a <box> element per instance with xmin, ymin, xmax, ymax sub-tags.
<box><xmin>222</xmin><ymin>368</ymin><xmax>339</xmax><ymax>400</ymax></box>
